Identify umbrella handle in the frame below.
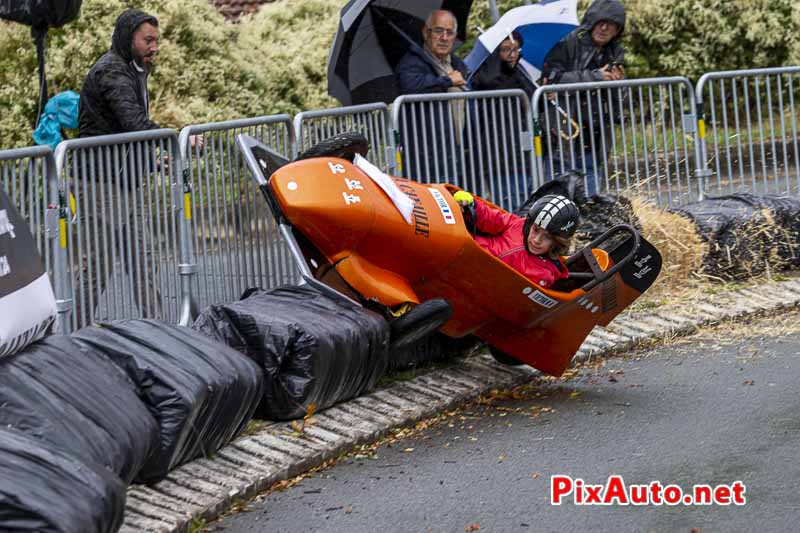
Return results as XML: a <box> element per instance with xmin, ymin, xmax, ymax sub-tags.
<box><xmin>535</xmin><ymin>81</ymin><xmax>582</xmax><ymax>141</ymax></box>
<box><xmin>556</xmin><ymin>107</ymin><xmax>581</xmax><ymax>141</ymax></box>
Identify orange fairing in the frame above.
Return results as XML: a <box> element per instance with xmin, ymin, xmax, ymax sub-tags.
<box><xmin>267</xmin><ymin>156</ymin><xmax>660</xmax><ymax>377</ymax></box>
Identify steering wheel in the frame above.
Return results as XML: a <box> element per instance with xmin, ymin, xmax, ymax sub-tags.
<box><xmin>566</xmin><ymin>247</ymin><xmax>604</xmax><ymax>281</ymax></box>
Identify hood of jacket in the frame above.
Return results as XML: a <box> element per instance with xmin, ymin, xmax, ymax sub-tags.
<box><xmin>579</xmin><ymin>0</ymin><xmax>626</xmax><ymax>39</ymax></box>
<box><xmin>111</xmin><ymin>9</ymin><xmax>158</xmax><ymax>62</ymax></box>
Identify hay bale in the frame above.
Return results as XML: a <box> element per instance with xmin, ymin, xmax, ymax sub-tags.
<box><xmin>630</xmin><ymin>198</ymin><xmax>707</xmax><ymax>301</ymax></box>
<box><xmin>670</xmin><ymin>194</ymin><xmax>800</xmax><ymax>281</ymax></box>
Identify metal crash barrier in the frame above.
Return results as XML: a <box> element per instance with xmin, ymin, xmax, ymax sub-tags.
<box><xmin>178</xmin><ymin>116</ymin><xmax>299</xmax><ymax>320</ymax></box>
<box><xmin>295</xmin><ymin>103</ymin><xmax>395</xmax><ymax>172</ymax></box>
<box><xmin>5</xmin><ymin>67</ymin><xmax>800</xmax><ymax>332</ymax></box>
<box><xmin>696</xmin><ymin>67</ymin><xmax>800</xmax><ymax>198</ymax></box>
<box><xmin>393</xmin><ymin>89</ymin><xmax>536</xmax><ymax>212</ymax></box>
<box><xmin>55</xmin><ymin>130</ymin><xmax>183</xmax><ymax>331</ymax></box>
<box><xmin>0</xmin><ymin>146</ymin><xmax>59</xmax><ymax>273</ymax></box>
<box><xmin>533</xmin><ymin>77</ymin><xmax>700</xmax><ymax>207</ymax></box>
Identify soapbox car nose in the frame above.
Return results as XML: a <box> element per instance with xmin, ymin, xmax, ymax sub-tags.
<box><xmin>236</xmin><ymin>133</ymin><xmax>662</xmax><ymax>377</ymax></box>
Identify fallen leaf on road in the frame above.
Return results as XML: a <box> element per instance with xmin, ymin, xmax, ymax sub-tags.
<box><xmin>743</xmin><ymin>380</ymin><xmax>754</xmax><ymax>386</ymax></box>
<box><xmin>465</xmin><ymin>524</ymin><xmax>481</xmax><ymax>532</ymax></box>
<box><xmin>532</xmin><ymin>473</ymin><xmax>540</xmax><ymax>479</ymax></box>
<box><xmin>498</xmin><ymin>453</ymin><xmax>506</xmax><ymax>463</ymax></box>
<box><xmin>345</xmin><ymin>506</ymin><xmax>353</xmax><ymax>514</ymax></box>
<box><xmin>403</xmin><ymin>448</ymin><xmax>415</xmax><ymax>453</ymax></box>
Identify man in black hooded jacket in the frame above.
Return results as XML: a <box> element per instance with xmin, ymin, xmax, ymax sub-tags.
<box><xmin>79</xmin><ymin>9</ymin><xmax>160</xmax><ymax>137</ymax></box>
<box><xmin>541</xmin><ymin>0</ymin><xmax>627</xmax><ymax>197</ymax></box>
<box><xmin>71</xmin><ymin>9</ymin><xmax>164</xmax><ymax>326</ymax></box>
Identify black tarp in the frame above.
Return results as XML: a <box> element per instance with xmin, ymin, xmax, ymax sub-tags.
<box><xmin>0</xmin><ymin>335</ymin><xmax>158</xmax><ymax>484</ymax></box>
<box><xmin>670</xmin><ymin>193</ymin><xmax>800</xmax><ymax>279</ymax></box>
<box><xmin>72</xmin><ymin>320</ymin><xmax>264</xmax><ymax>484</ymax></box>
<box><xmin>0</xmin><ymin>428</ymin><xmax>126</xmax><ymax>533</ymax></box>
<box><xmin>192</xmin><ymin>285</ymin><xmax>390</xmax><ymax>421</ymax></box>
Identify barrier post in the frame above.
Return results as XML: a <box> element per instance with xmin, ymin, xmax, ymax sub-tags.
<box><xmin>294</xmin><ymin>103</ymin><xmax>396</xmax><ymax>173</ymax></box>
<box><xmin>532</xmin><ymin>76</ymin><xmax>698</xmax><ymax>207</ymax></box>
<box><xmin>695</xmin><ymin>66</ymin><xmax>800</xmax><ymax>198</ymax></box>
<box><xmin>178</xmin><ymin>115</ymin><xmax>299</xmax><ymax>318</ymax></box>
<box><xmin>0</xmin><ymin>146</ymin><xmax>65</xmax><ymax>331</ymax></box>
<box><xmin>392</xmin><ymin>89</ymin><xmax>535</xmax><ymax>212</ymax></box>
<box><xmin>54</xmin><ymin>129</ymin><xmax>183</xmax><ymax>331</ymax></box>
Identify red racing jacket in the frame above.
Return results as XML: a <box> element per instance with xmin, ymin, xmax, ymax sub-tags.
<box><xmin>472</xmin><ymin>199</ymin><xmax>569</xmax><ymax>288</ymax></box>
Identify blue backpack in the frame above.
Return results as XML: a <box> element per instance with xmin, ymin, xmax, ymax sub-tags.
<box><xmin>33</xmin><ymin>90</ymin><xmax>80</xmax><ymax>149</ymax></box>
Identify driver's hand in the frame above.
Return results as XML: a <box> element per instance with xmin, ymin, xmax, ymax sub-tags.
<box><xmin>454</xmin><ymin>190</ymin><xmax>474</xmax><ymax>206</ymax></box>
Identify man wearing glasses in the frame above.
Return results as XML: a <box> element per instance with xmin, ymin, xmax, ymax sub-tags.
<box><xmin>396</xmin><ymin>9</ymin><xmax>469</xmax><ymax>95</ymax></box>
<box><xmin>395</xmin><ymin>10</ymin><xmax>470</xmax><ymax>181</ymax></box>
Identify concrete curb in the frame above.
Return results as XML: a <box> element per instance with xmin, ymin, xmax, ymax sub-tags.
<box><xmin>120</xmin><ymin>277</ymin><xmax>800</xmax><ymax>532</ymax></box>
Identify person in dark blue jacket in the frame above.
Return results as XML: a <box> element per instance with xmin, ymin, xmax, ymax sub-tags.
<box><xmin>395</xmin><ymin>10</ymin><xmax>470</xmax><ymax>181</ymax></box>
<box><xmin>396</xmin><ymin>10</ymin><xmax>469</xmax><ymax>94</ymax></box>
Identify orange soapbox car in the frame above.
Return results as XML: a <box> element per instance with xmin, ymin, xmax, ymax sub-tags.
<box><xmin>236</xmin><ymin>134</ymin><xmax>662</xmax><ymax>377</ymax></box>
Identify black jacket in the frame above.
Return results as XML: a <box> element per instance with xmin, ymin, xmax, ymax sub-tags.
<box><xmin>540</xmin><ymin>0</ymin><xmax>626</xmax><ymax>149</ymax></box>
<box><xmin>471</xmin><ymin>53</ymin><xmax>536</xmax><ymax>98</ymax></box>
<box><xmin>78</xmin><ymin>9</ymin><xmax>160</xmax><ymax>137</ymax></box>
<box><xmin>542</xmin><ymin>0</ymin><xmax>626</xmax><ymax>85</ymax></box>
<box><xmin>396</xmin><ymin>46</ymin><xmax>469</xmax><ymax>95</ymax></box>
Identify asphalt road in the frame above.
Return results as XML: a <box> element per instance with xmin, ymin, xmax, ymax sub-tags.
<box><xmin>212</xmin><ymin>314</ymin><xmax>800</xmax><ymax>533</ymax></box>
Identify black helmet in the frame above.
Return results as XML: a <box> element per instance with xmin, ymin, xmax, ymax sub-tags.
<box><xmin>523</xmin><ymin>195</ymin><xmax>580</xmax><ymax>242</ymax></box>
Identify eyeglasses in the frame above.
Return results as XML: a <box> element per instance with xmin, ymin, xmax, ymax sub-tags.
<box><xmin>499</xmin><ymin>46</ymin><xmax>521</xmax><ymax>55</ymax></box>
<box><xmin>428</xmin><ymin>27</ymin><xmax>456</xmax><ymax>38</ymax></box>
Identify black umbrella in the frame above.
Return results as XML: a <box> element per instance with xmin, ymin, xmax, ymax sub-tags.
<box><xmin>328</xmin><ymin>0</ymin><xmax>474</xmax><ymax>106</ymax></box>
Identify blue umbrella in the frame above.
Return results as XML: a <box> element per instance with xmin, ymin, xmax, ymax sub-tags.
<box><xmin>465</xmin><ymin>0</ymin><xmax>578</xmax><ymax>82</ymax></box>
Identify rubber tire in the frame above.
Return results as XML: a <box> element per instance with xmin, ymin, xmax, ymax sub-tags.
<box><xmin>389</xmin><ymin>298</ymin><xmax>453</xmax><ymax>351</ymax></box>
<box><xmin>295</xmin><ymin>132</ymin><xmax>369</xmax><ymax>162</ymax></box>
<box><xmin>489</xmin><ymin>345</ymin><xmax>524</xmax><ymax>366</ymax></box>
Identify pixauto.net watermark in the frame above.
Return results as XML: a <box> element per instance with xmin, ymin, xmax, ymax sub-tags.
<box><xmin>551</xmin><ymin>475</ymin><xmax>746</xmax><ymax>506</ymax></box>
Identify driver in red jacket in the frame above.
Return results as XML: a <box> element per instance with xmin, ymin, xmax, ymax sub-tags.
<box><xmin>454</xmin><ymin>192</ymin><xmax>579</xmax><ymax>288</ymax></box>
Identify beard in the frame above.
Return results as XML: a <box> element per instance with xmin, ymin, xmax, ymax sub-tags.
<box><xmin>131</xmin><ymin>48</ymin><xmax>156</xmax><ymax>72</ymax></box>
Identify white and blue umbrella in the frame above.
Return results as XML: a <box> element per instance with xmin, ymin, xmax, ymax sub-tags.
<box><xmin>464</xmin><ymin>0</ymin><xmax>578</xmax><ymax>81</ymax></box>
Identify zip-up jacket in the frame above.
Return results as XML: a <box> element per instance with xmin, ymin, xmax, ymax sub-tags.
<box><xmin>78</xmin><ymin>9</ymin><xmax>160</xmax><ymax>137</ymax></box>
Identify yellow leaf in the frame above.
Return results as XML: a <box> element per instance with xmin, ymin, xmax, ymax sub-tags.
<box><xmin>305</xmin><ymin>403</ymin><xmax>318</xmax><ymax>418</ymax></box>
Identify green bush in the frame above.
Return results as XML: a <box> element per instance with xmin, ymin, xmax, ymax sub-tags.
<box><xmin>625</xmin><ymin>0</ymin><xmax>798</xmax><ymax>80</ymax></box>
<box><xmin>1</xmin><ymin>0</ymin><xmax>799</xmax><ymax>149</ymax></box>
<box><xmin>0</xmin><ymin>0</ymin><xmax>345</xmax><ymax>148</ymax></box>
<box><xmin>236</xmin><ymin>0</ymin><xmax>342</xmax><ymax>114</ymax></box>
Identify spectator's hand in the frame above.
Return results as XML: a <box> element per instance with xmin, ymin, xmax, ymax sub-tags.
<box><xmin>448</xmin><ymin>70</ymin><xmax>467</xmax><ymax>87</ymax></box>
<box><xmin>599</xmin><ymin>64</ymin><xmax>616</xmax><ymax>81</ymax></box>
<box><xmin>454</xmin><ymin>190</ymin><xmax>474</xmax><ymax>206</ymax></box>
<box><xmin>189</xmin><ymin>134</ymin><xmax>205</xmax><ymax>150</ymax></box>
<box><xmin>600</xmin><ymin>64</ymin><xmax>625</xmax><ymax>81</ymax></box>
